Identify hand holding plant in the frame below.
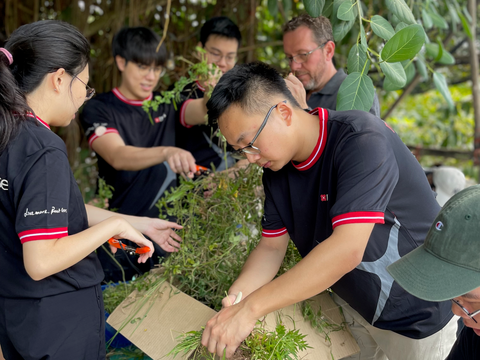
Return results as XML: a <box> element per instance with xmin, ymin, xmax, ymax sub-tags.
<box><xmin>142</xmin><ymin>218</ymin><xmax>183</xmax><ymax>252</ymax></box>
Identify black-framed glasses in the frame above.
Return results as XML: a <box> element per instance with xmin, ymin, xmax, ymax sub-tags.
<box><xmin>74</xmin><ymin>76</ymin><xmax>96</xmax><ymax>100</ymax></box>
<box><xmin>286</xmin><ymin>42</ymin><xmax>328</xmax><ymax>64</ymax></box>
<box><xmin>452</xmin><ymin>299</ymin><xmax>480</xmax><ymax>323</ymax></box>
<box><xmin>230</xmin><ymin>100</ymin><xmax>287</xmax><ymax>160</ymax></box>
<box><xmin>134</xmin><ymin>62</ymin><xmax>166</xmax><ymax>77</ymax></box>
<box><xmin>205</xmin><ymin>47</ymin><xmax>237</xmax><ymax>65</ymax></box>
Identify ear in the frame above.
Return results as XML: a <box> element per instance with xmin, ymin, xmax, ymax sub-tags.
<box><xmin>50</xmin><ymin>68</ymin><xmax>67</xmax><ymax>93</ymax></box>
<box><xmin>277</xmin><ymin>100</ymin><xmax>293</xmax><ymax>127</ymax></box>
<box><xmin>323</xmin><ymin>41</ymin><xmax>336</xmax><ymax>62</ymax></box>
<box><xmin>115</xmin><ymin>55</ymin><xmax>127</xmax><ymax>72</ymax></box>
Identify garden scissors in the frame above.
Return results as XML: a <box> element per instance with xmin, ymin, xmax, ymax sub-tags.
<box><xmin>108</xmin><ymin>238</ymin><xmax>151</xmax><ymax>256</ymax></box>
<box><xmin>194</xmin><ymin>164</ymin><xmax>210</xmax><ymax>176</ymax></box>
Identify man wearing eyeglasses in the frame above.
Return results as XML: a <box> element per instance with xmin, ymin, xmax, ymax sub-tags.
<box><xmin>283</xmin><ymin>14</ymin><xmax>380</xmax><ymax>116</ymax></box>
<box><xmin>200</xmin><ymin>62</ymin><xmax>457</xmax><ymax>360</ymax></box>
<box><xmin>177</xmin><ymin>17</ymin><xmax>241</xmax><ymax>171</ymax></box>
<box><xmin>388</xmin><ymin>185</ymin><xmax>480</xmax><ymax>359</ymax></box>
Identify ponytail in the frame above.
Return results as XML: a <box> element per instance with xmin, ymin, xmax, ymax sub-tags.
<box><xmin>0</xmin><ymin>48</ymin><xmax>31</xmax><ymax>153</ymax></box>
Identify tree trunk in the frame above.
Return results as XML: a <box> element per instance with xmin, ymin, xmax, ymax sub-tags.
<box><xmin>469</xmin><ymin>0</ymin><xmax>480</xmax><ymax>181</ymax></box>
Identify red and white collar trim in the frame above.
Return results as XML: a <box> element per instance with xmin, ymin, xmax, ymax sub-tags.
<box><xmin>195</xmin><ymin>80</ymin><xmax>206</xmax><ymax>92</ymax></box>
<box><xmin>112</xmin><ymin>87</ymin><xmax>153</xmax><ymax>106</ymax></box>
<box><xmin>292</xmin><ymin>107</ymin><xmax>328</xmax><ymax>171</ymax></box>
<box><xmin>27</xmin><ymin>113</ymin><xmax>50</xmax><ymax>130</ymax></box>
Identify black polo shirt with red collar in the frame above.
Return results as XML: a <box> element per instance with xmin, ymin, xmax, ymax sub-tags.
<box><xmin>261</xmin><ymin>108</ymin><xmax>452</xmax><ymax>339</ymax></box>
<box><xmin>177</xmin><ymin>81</ymin><xmax>234</xmax><ymax>170</ymax></box>
<box><xmin>0</xmin><ymin>115</ymin><xmax>103</xmax><ymax>298</ymax></box>
<box><xmin>81</xmin><ymin>88</ymin><xmax>178</xmax><ymax>217</ymax></box>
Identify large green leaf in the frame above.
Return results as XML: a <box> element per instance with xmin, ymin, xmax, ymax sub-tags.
<box><xmin>337</xmin><ymin>1</ymin><xmax>356</xmax><ymax>21</ymax></box>
<box><xmin>303</xmin><ymin>0</ymin><xmax>325</xmax><ymax>17</ymax></box>
<box><xmin>383</xmin><ymin>76</ymin><xmax>404</xmax><ymax>91</ymax></box>
<box><xmin>322</xmin><ymin>0</ymin><xmax>333</xmax><ymax>16</ymax></box>
<box><xmin>381</xmin><ymin>24</ymin><xmax>426</xmax><ymax>63</ymax></box>
<box><xmin>425</xmin><ymin>43</ymin><xmax>455</xmax><ymax>65</ymax></box>
<box><xmin>282</xmin><ymin>0</ymin><xmax>292</xmax><ymax>14</ymax></box>
<box><xmin>395</xmin><ymin>22</ymin><xmax>408</xmax><ymax>32</ymax></box>
<box><xmin>421</xmin><ymin>10</ymin><xmax>433</xmax><ymax>29</ymax></box>
<box><xmin>268</xmin><ymin>0</ymin><xmax>278</xmax><ymax>17</ymax></box>
<box><xmin>347</xmin><ymin>43</ymin><xmax>370</xmax><ymax>73</ymax></box>
<box><xmin>371</xmin><ymin>15</ymin><xmax>395</xmax><ymax>40</ymax></box>
<box><xmin>380</xmin><ymin>61</ymin><xmax>407</xmax><ymax>88</ymax></box>
<box><xmin>385</xmin><ymin>0</ymin><xmax>416</xmax><ymax>25</ymax></box>
<box><xmin>433</xmin><ymin>72</ymin><xmax>454</xmax><ymax>110</ymax></box>
<box><xmin>337</xmin><ymin>72</ymin><xmax>375</xmax><ymax>112</ymax></box>
<box><xmin>402</xmin><ymin>60</ymin><xmax>416</xmax><ymax>84</ymax></box>
<box><xmin>428</xmin><ymin>11</ymin><xmax>449</xmax><ymax>29</ymax></box>
<box><xmin>333</xmin><ymin>20</ymin><xmax>355</xmax><ymax>42</ymax></box>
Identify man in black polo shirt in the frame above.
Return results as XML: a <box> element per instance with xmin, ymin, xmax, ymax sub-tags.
<box><xmin>200</xmin><ymin>62</ymin><xmax>456</xmax><ymax>360</ymax></box>
<box><xmin>177</xmin><ymin>16</ymin><xmax>241</xmax><ymax>171</ymax></box>
<box><xmin>283</xmin><ymin>14</ymin><xmax>380</xmax><ymax>116</ymax></box>
<box><xmin>388</xmin><ymin>185</ymin><xmax>480</xmax><ymax>360</ymax></box>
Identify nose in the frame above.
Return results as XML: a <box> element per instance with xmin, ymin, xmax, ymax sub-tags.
<box><xmin>289</xmin><ymin>60</ymin><xmax>302</xmax><ymax>72</ymax></box>
<box><xmin>245</xmin><ymin>153</ymin><xmax>260</xmax><ymax>163</ymax></box>
<box><xmin>216</xmin><ymin>56</ymin><xmax>227</xmax><ymax>69</ymax></box>
<box><xmin>145</xmin><ymin>68</ymin><xmax>156</xmax><ymax>80</ymax></box>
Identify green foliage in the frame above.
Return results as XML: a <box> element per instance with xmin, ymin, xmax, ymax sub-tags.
<box><xmin>169</xmin><ymin>321</ymin><xmax>310</xmax><ymax>360</ymax></box>
<box><xmin>301</xmin><ymin>300</ymin><xmax>345</xmax><ymax>345</ymax></box>
<box><xmin>381</xmin><ymin>25</ymin><xmax>426</xmax><ymax>63</ymax></box>
<box><xmin>303</xmin><ymin>0</ymin><xmax>326</xmax><ymax>17</ymax></box>
<box><xmin>337</xmin><ymin>72</ymin><xmax>376</xmax><ymax>111</ymax></box>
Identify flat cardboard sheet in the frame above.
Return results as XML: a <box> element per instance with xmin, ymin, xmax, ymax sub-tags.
<box><xmin>107</xmin><ymin>283</ymin><xmax>359</xmax><ymax>360</ymax></box>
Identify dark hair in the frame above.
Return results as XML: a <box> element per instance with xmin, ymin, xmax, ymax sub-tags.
<box><xmin>207</xmin><ymin>62</ymin><xmax>300</xmax><ymax>125</ymax></box>
<box><xmin>283</xmin><ymin>14</ymin><xmax>333</xmax><ymax>45</ymax></box>
<box><xmin>200</xmin><ymin>17</ymin><xmax>242</xmax><ymax>47</ymax></box>
<box><xmin>112</xmin><ymin>27</ymin><xmax>167</xmax><ymax>67</ymax></box>
<box><xmin>0</xmin><ymin>20</ymin><xmax>90</xmax><ymax>152</ymax></box>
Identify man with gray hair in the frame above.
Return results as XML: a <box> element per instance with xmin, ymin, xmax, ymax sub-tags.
<box><xmin>283</xmin><ymin>14</ymin><xmax>380</xmax><ymax>116</ymax></box>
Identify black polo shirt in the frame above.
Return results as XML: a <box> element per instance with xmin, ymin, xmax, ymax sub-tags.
<box><xmin>446</xmin><ymin>326</ymin><xmax>480</xmax><ymax>359</ymax></box>
<box><xmin>261</xmin><ymin>108</ymin><xmax>452</xmax><ymax>339</ymax></box>
<box><xmin>81</xmin><ymin>88</ymin><xmax>178</xmax><ymax>217</ymax></box>
<box><xmin>0</xmin><ymin>116</ymin><xmax>103</xmax><ymax>299</ymax></box>
<box><xmin>306</xmin><ymin>69</ymin><xmax>381</xmax><ymax>117</ymax></box>
<box><xmin>177</xmin><ymin>81</ymin><xmax>235</xmax><ymax>170</ymax></box>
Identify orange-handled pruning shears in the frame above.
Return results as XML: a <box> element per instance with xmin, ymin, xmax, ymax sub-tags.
<box><xmin>194</xmin><ymin>165</ymin><xmax>210</xmax><ymax>176</ymax></box>
<box><xmin>108</xmin><ymin>238</ymin><xmax>151</xmax><ymax>255</ymax></box>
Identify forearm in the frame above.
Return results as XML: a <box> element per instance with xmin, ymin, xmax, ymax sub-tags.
<box><xmin>97</xmin><ymin>144</ymin><xmax>172</xmax><ymax>171</ymax></box>
<box><xmin>24</xmin><ymin>217</ymin><xmax>125</xmax><ymax>280</ymax></box>
<box><xmin>85</xmin><ymin>204</ymin><xmax>149</xmax><ymax>232</ymax></box>
<box><xmin>184</xmin><ymin>98</ymin><xmax>208</xmax><ymax>126</ymax></box>
<box><xmin>229</xmin><ymin>237</ymin><xmax>288</xmax><ymax>298</ymax></box>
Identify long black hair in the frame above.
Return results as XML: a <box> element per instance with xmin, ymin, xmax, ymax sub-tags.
<box><xmin>0</xmin><ymin>20</ymin><xmax>90</xmax><ymax>152</ymax></box>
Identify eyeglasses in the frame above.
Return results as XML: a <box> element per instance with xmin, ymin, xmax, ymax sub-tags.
<box><xmin>286</xmin><ymin>42</ymin><xmax>328</xmax><ymax>64</ymax></box>
<box><xmin>205</xmin><ymin>47</ymin><xmax>237</xmax><ymax>65</ymax></box>
<box><xmin>230</xmin><ymin>100</ymin><xmax>287</xmax><ymax>160</ymax></box>
<box><xmin>134</xmin><ymin>63</ymin><xmax>166</xmax><ymax>77</ymax></box>
<box><xmin>452</xmin><ymin>299</ymin><xmax>480</xmax><ymax>323</ymax></box>
<box><xmin>74</xmin><ymin>76</ymin><xmax>95</xmax><ymax>100</ymax></box>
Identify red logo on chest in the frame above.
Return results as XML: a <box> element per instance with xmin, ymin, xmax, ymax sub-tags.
<box><xmin>321</xmin><ymin>194</ymin><xmax>328</xmax><ymax>202</ymax></box>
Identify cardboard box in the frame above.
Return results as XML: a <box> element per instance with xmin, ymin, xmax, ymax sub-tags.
<box><xmin>107</xmin><ymin>282</ymin><xmax>359</xmax><ymax>359</ymax></box>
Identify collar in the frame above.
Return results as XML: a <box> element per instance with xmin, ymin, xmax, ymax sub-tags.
<box><xmin>26</xmin><ymin>113</ymin><xmax>51</xmax><ymax>130</ymax></box>
<box><xmin>195</xmin><ymin>80</ymin><xmax>206</xmax><ymax>92</ymax></box>
<box><xmin>112</xmin><ymin>87</ymin><xmax>153</xmax><ymax>106</ymax></box>
<box><xmin>313</xmin><ymin>69</ymin><xmax>347</xmax><ymax>95</ymax></box>
<box><xmin>291</xmin><ymin>107</ymin><xmax>328</xmax><ymax>171</ymax></box>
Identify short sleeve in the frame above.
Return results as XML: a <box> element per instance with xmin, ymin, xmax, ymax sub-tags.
<box><xmin>261</xmin><ymin>173</ymin><xmax>288</xmax><ymax>238</ymax></box>
<box><xmin>16</xmin><ymin>148</ymin><xmax>71</xmax><ymax>243</ymax></box>
<box><xmin>330</xmin><ymin>129</ymin><xmax>399</xmax><ymax>229</ymax></box>
<box><xmin>81</xmin><ymin>99</ymin><xmax>119</xmax><ymax>148</ymax></box>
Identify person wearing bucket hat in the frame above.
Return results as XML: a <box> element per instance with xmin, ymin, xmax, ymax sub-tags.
<box><xmin>388</xmin><ymin>185</ymin><xmax>480</xmax><ymax>359</ymax></box>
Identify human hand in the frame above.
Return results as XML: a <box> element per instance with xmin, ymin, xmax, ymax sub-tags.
<box><xmin>284</xmin><ymin>73</ymin><xmax>308</xmax><ymax>109</ymax></box>
<box><xmin>163</xmin><ymin>147</ymin><xmax>197</xmax><ymax>178</ymax></box>
<box><xmin>109</xmin><ymin>219</ymin><xmax>154</xmax><ymax>263</ymax></box>
<box><xmin>143</xmin><ymin>218</ymin><xmax>183</xmax><ymax>252</ymax></box>
<box><xmin>201</xmin><ymin>301</ymin><xmax>256</xmax><ymax>358</ymax></box>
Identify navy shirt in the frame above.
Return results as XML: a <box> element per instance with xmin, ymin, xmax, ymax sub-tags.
<box><xmin>261</xmin><ymin>108</ymin><xmax>452</xmax><ymax>339</ymax></box>
<box><xmin>0</xmin><ymin>116</ymin><xmax>103</xmax><ymax>298</ymax></box>
<box><xmin>307</xmin><ymin>69</ymin><xmax>381</xmax><ymax>117</ymax></box>
<box><xmin>446</xmin><ymin>326</ymin><xmax>480</xmax><ymax>359</ymax></box>
<box><xmin>81</xmin><ymin>88</ymin><xmax>178</xmax><ymax>217</ymax></box>
<box><xmin>177</xmin><ymin>81</ymin><xmax>234</xmax><ymax>171</ymax></box>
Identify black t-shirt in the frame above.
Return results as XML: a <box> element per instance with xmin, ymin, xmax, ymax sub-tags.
<box><xmin>177</xmin><ymin>81</ymin><xmax>234</xmax><ymax>170</ymax></box>
<box><xmin>261</xmin><ymin>108</ymin><xmax>452</xmax><ymax>339</ymax></box>
<box><xmin>0</xmin><ymin>116</ymin><xmax>103</xmax><ymax>299</ymax></box>
<box><xmin>307</xmin><ymin>69</ymin><xmax>381</xmax><ymax>117</ymax></box>
<box><xmin>446</xmin><ymin>326</ymin><xmax>480</xmax><ymax>359</ymax></box>
<box><xmin>81</xmin><ymin>88</ymin><xmax>178</xmax><ymax>217</ymax></box>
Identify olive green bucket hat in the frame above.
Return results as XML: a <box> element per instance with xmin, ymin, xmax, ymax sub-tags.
<box><xmin>387</xmin><ymin>185</ymin><xmax>480</xmax><ymax>302</ymax></box>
